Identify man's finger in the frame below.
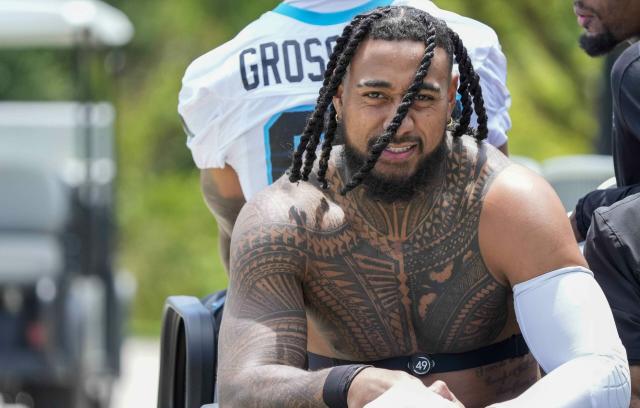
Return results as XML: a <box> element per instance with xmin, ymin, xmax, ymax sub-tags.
<box><xmin>429</xmin><ymin>381</ymin><xmax>465</xmax><ymax>407</ymax></box>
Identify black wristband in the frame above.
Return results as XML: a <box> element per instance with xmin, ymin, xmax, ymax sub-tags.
<box><xmin>322</xmin><ymin>364</ymin><xmax>371</xmax><ymax>408</ymax></box>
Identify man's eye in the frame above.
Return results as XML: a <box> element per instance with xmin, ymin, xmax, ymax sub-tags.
<box><xmin>365</xmin><ymin>92</ymin><xmax>383</xmax><ymax>99</ymax></box>
<box><xmin>415</xmin><ymin>94</ymin><xmax>435</xmax><ymax>101</ymax></box>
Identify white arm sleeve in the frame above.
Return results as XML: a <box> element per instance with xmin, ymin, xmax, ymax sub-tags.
<box><xmin>495</xmin><ymin>267</ymin><xmax>630</xmax><ymax>407</ymax></box>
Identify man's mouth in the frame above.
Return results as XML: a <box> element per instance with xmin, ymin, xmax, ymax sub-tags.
<box><xmin>381</xmin><ymin>143</ymin><xmax>418</xmax><ymax>161</ymax></box>
<box><xmin>385</xmin><ymin>144</ymin><xmax>415</xmax><ymax>153</ymax></box>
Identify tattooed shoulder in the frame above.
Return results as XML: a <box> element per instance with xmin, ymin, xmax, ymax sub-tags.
<box><xmin>229</xmin><ymin>177</ymin><xmax>345</xmax><ymax>273</ymax></box>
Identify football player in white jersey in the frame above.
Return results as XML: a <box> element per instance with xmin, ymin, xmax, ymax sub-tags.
<box><xmin>179</xmin><ymin>0</ymin><xmax>512</xmax><ymax>271</ymax></box>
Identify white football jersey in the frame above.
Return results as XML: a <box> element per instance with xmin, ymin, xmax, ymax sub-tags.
<box><xmin>179</xmin><ymin>0</ymin><xmax>511</xmax><ymax>200</ymax></box>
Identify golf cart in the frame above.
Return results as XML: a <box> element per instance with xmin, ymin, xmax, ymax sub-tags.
<box><xmin>0</xmin><ymin>1</ymin><xmax>133</xmax><ymax>406</ymax></box>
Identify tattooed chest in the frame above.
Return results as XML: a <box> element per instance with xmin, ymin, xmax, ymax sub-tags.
<box><xmin>303</xmin><ymin>233</ymin><xmax>509</xmax><ymax>360</ymax></box>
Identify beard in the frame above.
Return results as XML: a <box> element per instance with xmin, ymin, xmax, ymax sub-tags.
<box><xmin>579</xmin><ymin>30</ymin><xmax>619</xmax><ymax>56</ymax></box>
<box><xmin>342</xmin><ymin>129</ymin><xmax>447</xmax><ymax>203</ymax></box>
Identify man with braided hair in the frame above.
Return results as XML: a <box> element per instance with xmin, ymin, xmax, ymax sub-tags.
<box><xmin>219</xmin><ymin>6</ymin><xmax>630</xmax><ymax>408</ymax></box>
<box><xmin>179</xmin><ymin>0</ymin><xmax>512</xmax><ymax>273</ymax></box>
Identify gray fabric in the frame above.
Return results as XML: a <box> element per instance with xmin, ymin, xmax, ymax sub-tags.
<box><xmin>0</xmin><ymin>234</ymin><xmax>63</xmax><ymax>283</ymax></box>
<box><xmin>0</xmin><ymin>161</ymin><xmax>69</xmax><ymax>232</ymax></box>
<box><xmin>611</xmin><ymin>42</ymin><xmax>640</xmax><ymax>187</ymax></box>
<box><xmin>574</xmin><ymin>183</ymin><xmax>640</xmax><ymax>238</ymax></box>
<box><xmin>571</xmin><ymin>42</ymin><xmax>640</xmax><ymax>226</ymax></box>
<box><xmin>584</xmin><ymin>193</ymin><xmax>640</xmax><ymax>362</ymax></box>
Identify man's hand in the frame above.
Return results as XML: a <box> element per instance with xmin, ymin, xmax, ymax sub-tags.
<box><xmin>364</xmin><ymin>378</ymin><xmax>464</xmax><ymax>408</ymax></box>
<box><xmin>348</xmin><ymin>367</ymin><xmax>464</xmax><ymax>408</ymax></box>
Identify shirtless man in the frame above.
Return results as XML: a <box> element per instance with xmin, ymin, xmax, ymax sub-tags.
<box><xmin>218</xmin><ymin>7</ymin><xmax>630</xmax><ymax>407</ymax></box>
<box><xmin>179</xmin><ymin>0</ymin><xmax>512</xmax><ymax>272</ymax></box>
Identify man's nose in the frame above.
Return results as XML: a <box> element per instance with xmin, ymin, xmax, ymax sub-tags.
<box><xmin>384</xmin><ymin>107</ymin><xmax>416</xmax><ymax>136</ymax></box>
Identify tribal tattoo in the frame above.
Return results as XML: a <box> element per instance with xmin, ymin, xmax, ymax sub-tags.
<box><xmin>218</xmin><ymin>135</ymin><xmax>515</xmax><ymax>406</ymax></box>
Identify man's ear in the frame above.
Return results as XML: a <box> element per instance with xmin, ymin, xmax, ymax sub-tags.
<box><xmin>447</xmin><ymin>74</ymin><xmax>459</xmax><ymax>119</ymax></box>
<box><xmin>333</xmin><ymin>84</ymin><xmax>344</xmax><ymax>118</ymax></box>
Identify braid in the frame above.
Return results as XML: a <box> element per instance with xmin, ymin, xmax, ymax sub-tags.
<box><xmin>288</xmin><ymin>6</ymin><xmax>487</xmax><ymax>195</ymax></box>
<box><xmin>290</xmin><ymin>8</ymin><xmax>392</xmax><ymax>183</ymax></box>
<box><xmin>468</xmin><ymin>66</ymin><xmax>488</xmax><ymax>141</ymax></box>
<box><xmin>341</xmin><ymin>22</ymin><xmax>438</xmax><ymax>195</ymax></box>
<box><xmin>288</xmin><ymin>19</ymin><xmax>356</xmax><ymax>182</ymax></box>
<box><xmin>316</xmin><ymin>104</ymin><xmax>338</xmax><ymax>188</ymax></box>
<box><xmin>323</xmin><ymin>15</ymin><xmax>365</xmax><ymax>88</ymax></box>
<box><xmin>299</xmin><ymin>15</ymin><xmax>368</xmax><ymax>182</ymax></box>
<box><xmin>300</xmin><ymin>117</ymin><xmax>323</xmax><ymax>181</ymax></box>
<box><xmin>448</xmin><ymin>29</ymin><xmax>488</xmax><ymax>141</ymax></box>
<box><xmin>448</xmin><ymin>30</ymin><xmax>473</xmax><ymax>137</ymax></box>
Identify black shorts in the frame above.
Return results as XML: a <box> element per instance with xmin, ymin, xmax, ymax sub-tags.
<box><xmin>584</xmin><ymin>193</ymin><xmax>640</xmax><ymax>364</ymax></box>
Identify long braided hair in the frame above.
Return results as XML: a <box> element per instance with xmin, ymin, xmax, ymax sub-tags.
<box><xmin>288</xmin><ymin>6</ymin><xmax>488</xmax><ymax>195</ymax></box>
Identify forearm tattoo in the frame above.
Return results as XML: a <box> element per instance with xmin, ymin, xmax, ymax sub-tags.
<box><xmin>475</xmin><ymin>354</ymin><xmax>540</xmax><ymax>401</ymax></box>
<box><xmin>219</xmin><ymin>217</ymin><xmax>335</xmax><ymax>406</ymax></box>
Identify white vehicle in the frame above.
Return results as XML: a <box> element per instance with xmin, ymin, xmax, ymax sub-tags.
<box><xmin>0</xmin><ymin>1</ymin><xmax>133</xmax><ymax>407</ymax></box>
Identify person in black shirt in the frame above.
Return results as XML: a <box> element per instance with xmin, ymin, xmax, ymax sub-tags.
<box><xmin>570</xmin><ymin>0</ymin><xmax>640</xmax><ymax>240</ymax></box>
<box><xmin>571</xmin><ymin>41</ymin><xmax>640</xmax><ymax>239</ymax></box>
<box><xmin>571</xmin><ymin>1</ymin><xmax>640</xmax><ymax>405</ymax></box>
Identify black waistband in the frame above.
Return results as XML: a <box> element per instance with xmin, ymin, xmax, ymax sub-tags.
<box><xmin>308</xmin><ymin>334</ymin><xmax>529</xmax><ymax>377</ymax></box>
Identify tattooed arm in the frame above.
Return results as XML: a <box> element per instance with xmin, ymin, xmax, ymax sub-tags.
<box><xmin>216</xmin><ymin>193</ymin><xmax>331</xmax><ymax>406</ymax></box>
<box><xmin>200</xmin><ymin>167</ymin><xmax>246</xmax><ymax>272</ymax></box>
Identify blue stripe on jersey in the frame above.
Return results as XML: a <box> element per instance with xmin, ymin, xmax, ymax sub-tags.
<box><xmin>272</xmin><ymin>0</ymin><xmax>395</xmax><ymax>26</ymax></box>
